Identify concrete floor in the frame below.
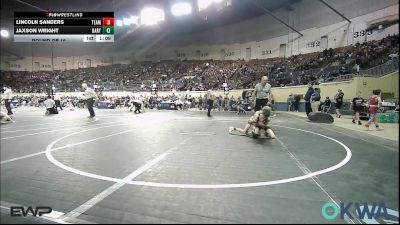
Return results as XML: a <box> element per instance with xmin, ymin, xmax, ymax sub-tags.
<box><xmin>0</xmin><ymin>107</ymin><xmax>398</xmax><ymax>224</ymax></box>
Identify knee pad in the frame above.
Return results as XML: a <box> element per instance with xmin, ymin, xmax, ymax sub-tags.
<box><xmin>252</xmin><ymin>131</ymin><xmax>260</xmax><ymax>139</ymax></box>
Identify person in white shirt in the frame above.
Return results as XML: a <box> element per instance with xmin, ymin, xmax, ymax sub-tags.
<box><xmin>44</xmin><ymin>96</ymin><xmax>58</xmax><ymax>115</ymax></box>
<box><xmin>82</xmin><ymin>83</ymin><xmax>96</xmax><ymax>118</ymax></box>
<box><xmin>253</xmin><ymin>76</ymin><xmax>272</xmax><ymax>112</ymax></box>
<box><xmin>3</xmin><ymin>87</ymin><xmax>13</xmax><ymax>115</ymax></box>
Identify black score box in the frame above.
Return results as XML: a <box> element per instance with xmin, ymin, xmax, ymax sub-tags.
<box><xmin>14</xmin><ymin>26</ymin><xmax>110</xmax><ymax>34</ymax></box>
<box><xmin>14</xmin><ymin>19</ymin><xmax>110</xmax><ymax>26</ymax></box>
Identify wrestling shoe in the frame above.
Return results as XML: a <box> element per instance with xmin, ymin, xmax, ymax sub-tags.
<box><xmin>365</xmin><ymin>124</ymin><xmax>372</xmax><ymax>131</ymax></box>
<box><xmin>358</xmin><ymin>121</ymin><xmax>362</xmax><ymax>125</ymax></box>
<box><xmin>228</xmin><ymin>126</ymin><xmax>234</xmax><ymax>134</ymax></box>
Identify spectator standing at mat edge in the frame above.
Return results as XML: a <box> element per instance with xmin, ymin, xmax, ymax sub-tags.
<box><xmin>310</xmin><ymin>88</ymin><xmax>321</xmax><ymax>113</ymax></box>
<box><xmin>320</xmin><ymin>97</ymin><xmax>331</xmax><ymax>113</ymax></box>
<box><xmin>304</xmin><ymin>83</ymin><xmax>314</xmax><ymax>116</ymax></box>
<box><xmin>351</xmin><ymin>91</ymin><xmax>365</xmax><ymax>125</ymax></box>
<box><xmin>82</xmin><ymin>83</ymin><xmax>97</xmax><ymax>118</ymax></box>
<box><xmin>365</xmin><ymin>89</ymin><xmax>384</xmax><ymax>131</ymax></box>
<box><xmin>294</xmin><ymin>94</ymin><xmax>300</xmax><ymax>112</ymax></box>
<box><xmin>335</xmin><ymin>89</ymin><xmax>344</xmax><ymax>118</ymax></box>
<box><xmin>287</xmin><ymin>94</ymin><xmax>294</xmax><ymax>112</ymax></box>
<box><xmin>252</xmin><ymin>76</ymin><xmax>272</xmax><ymax>112</ymax></box>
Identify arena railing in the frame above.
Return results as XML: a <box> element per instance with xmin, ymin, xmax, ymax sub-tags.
<box><xmin>358</xmin><ymin>59</ymin><xmax>399</xmax><ymax>77</ymax></box>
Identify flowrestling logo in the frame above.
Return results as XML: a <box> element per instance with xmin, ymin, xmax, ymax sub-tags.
<box><xmin>322</xmin><ymin>202</ymin><xmax>399</xmax><ymax>224</ymax></box>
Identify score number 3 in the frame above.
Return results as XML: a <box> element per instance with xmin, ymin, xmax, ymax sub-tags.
<box><xmin>102</xmin><ymin>18</ymin><xmax>114</xmax><ymax>26</ymax></box>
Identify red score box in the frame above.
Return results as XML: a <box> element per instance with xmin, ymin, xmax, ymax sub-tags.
<box><xmin>102</xmin><ymin>18</ymin><xmax>114</xmax><ymax>26</ymax></box>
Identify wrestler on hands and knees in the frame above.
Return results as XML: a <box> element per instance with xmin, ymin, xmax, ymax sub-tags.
<box><xmin>228</xmin><ymin>106</ymin><xmax>276</xmax><ymax>139</ymax></box>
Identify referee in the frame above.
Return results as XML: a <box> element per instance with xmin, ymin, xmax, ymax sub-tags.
<box><xmin>206</xmin><ymin>88</ymin><xmax>215</xmax><ymax>117</ymax></box>
<box><xmin>3</xmin><ymin>87</ymin><xmax>13</xmax><ymax>115</ymax></box>
<box><xmin>252</xmin><ymin>76</ymin><xmax>272</xmax><ymax>111</ymax></box>
<box><xmin>82</xmin><ymin>83</ymin><xmax>96</xmax><ymax>118</ymax></box>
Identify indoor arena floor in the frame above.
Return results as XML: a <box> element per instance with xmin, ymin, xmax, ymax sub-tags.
<box><xmin>0</xmin><ymin>107</ymin><xmax>398</xmax><ymax>224</ymax></box>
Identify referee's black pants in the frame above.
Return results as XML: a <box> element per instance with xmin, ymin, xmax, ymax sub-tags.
<box><xmin>305</xmin><ymin>101</ymin><xmax>312</xmax><ymax>116</ymax></box>
<box><xmin>55</xmin><ymin>100</ymin><xmax>63</xmax><ymax>110</ymax></box>
<box><xmin>207</xmin><ymin>99</ymin><xmax>213</xmax><ymax>116</ymax></box>
<box><xmin>5</xmin><ymin>99</ymin><xmax>13</xmax><ymax>115</ymax></box>
<box><xmin>254</xmin><ymin>98</ymin><xmax>268</xmax><ymax>112</ymax></box>
<box><xmin>86</xmin><ymin>98</ymin><xmax>95</xmax><ymax>117</ymax></box>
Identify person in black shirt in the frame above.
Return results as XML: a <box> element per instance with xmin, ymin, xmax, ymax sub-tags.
<box><xmin>320</xmin><ymin>97</ymin><xmax>331</xmax><ymax>113</ymax></box>
<box><xmin>335</xmin><ymin>89</ymin><xmax>344</xmax><ymax>118</ymax></box>
<box><xmin>294</xmin><ymin>94</ymin><xmax>300</xmax><ymax>112</ymax></box>
<box><xmin>287</xmin><ymin>94</ymin><xmax>294</xmax><ymax>112</ymax></box>
<box><xmin>352</xmin><ymin>91</ymin><xmax>365</xmax><ymax>125</ymax></box>
<box><xmin>304</xmin><ymin>84</ymin><xmax>314</xmax><ymax>116</ymax></box>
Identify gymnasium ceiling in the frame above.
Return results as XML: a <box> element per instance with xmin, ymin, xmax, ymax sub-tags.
<box><xmin>1</xmin><ymin>0</ymin><xmax>300</xmax><ymax>58</ymax></box>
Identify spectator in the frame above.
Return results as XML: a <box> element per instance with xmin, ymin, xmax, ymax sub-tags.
<box><xmin>365</xmin><ymin>89</ymin><xmax>384</xmax><ymax>131</ymax></box>
<box><xmin>287</xmin><ymin>94</ymin><xmax>294</xmax><ymax>111</ymax></box>
<box><xmin>351</xmin><ymin>91</ymin><xmax>365</xmax><ymax>125</ymax></box>
<box><xmin>320</xmin><ymin>97</ymin><xmax>331</xmax><ymax>113</ymax></box>
<box><xmin>294</xmin><ymin>94</ymin><xmax>301</xmax><ymax>112</ymax></box>
<box><xmin>304</xmin><ymin>83</ymin><xmax>314</xmax><ymax>116</ymax></box>
<box><xmin>310</xmin><ymin>88</ymin><xmax>321</xmax><ymax>113</ymax></box>
<box><xmin>335</xmin><ymin>89</ymin><xmax>344</xmax><ymax>118</ymax></box>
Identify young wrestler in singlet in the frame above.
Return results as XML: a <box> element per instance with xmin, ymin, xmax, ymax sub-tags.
<box><xmin>228</xmin><ymin>106</ymin><xmax>276</xmax><ymax>139</ymax></box>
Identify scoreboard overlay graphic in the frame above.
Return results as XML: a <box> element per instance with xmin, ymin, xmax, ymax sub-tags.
<box><xmin>13</xmin><ymin>12</ymin><xmax>114</xmax><ymax>42</ymax></box>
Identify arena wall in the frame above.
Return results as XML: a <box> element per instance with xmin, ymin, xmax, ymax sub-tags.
<box><xmin>3</xmin><ymin>72</ymin><xmax>398</xmax><ymax>106</ymax></box>
<box><xmin>355</xmin><ymin>72</ymin><xmax>399</xmax><ymax>99</ymax></box>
